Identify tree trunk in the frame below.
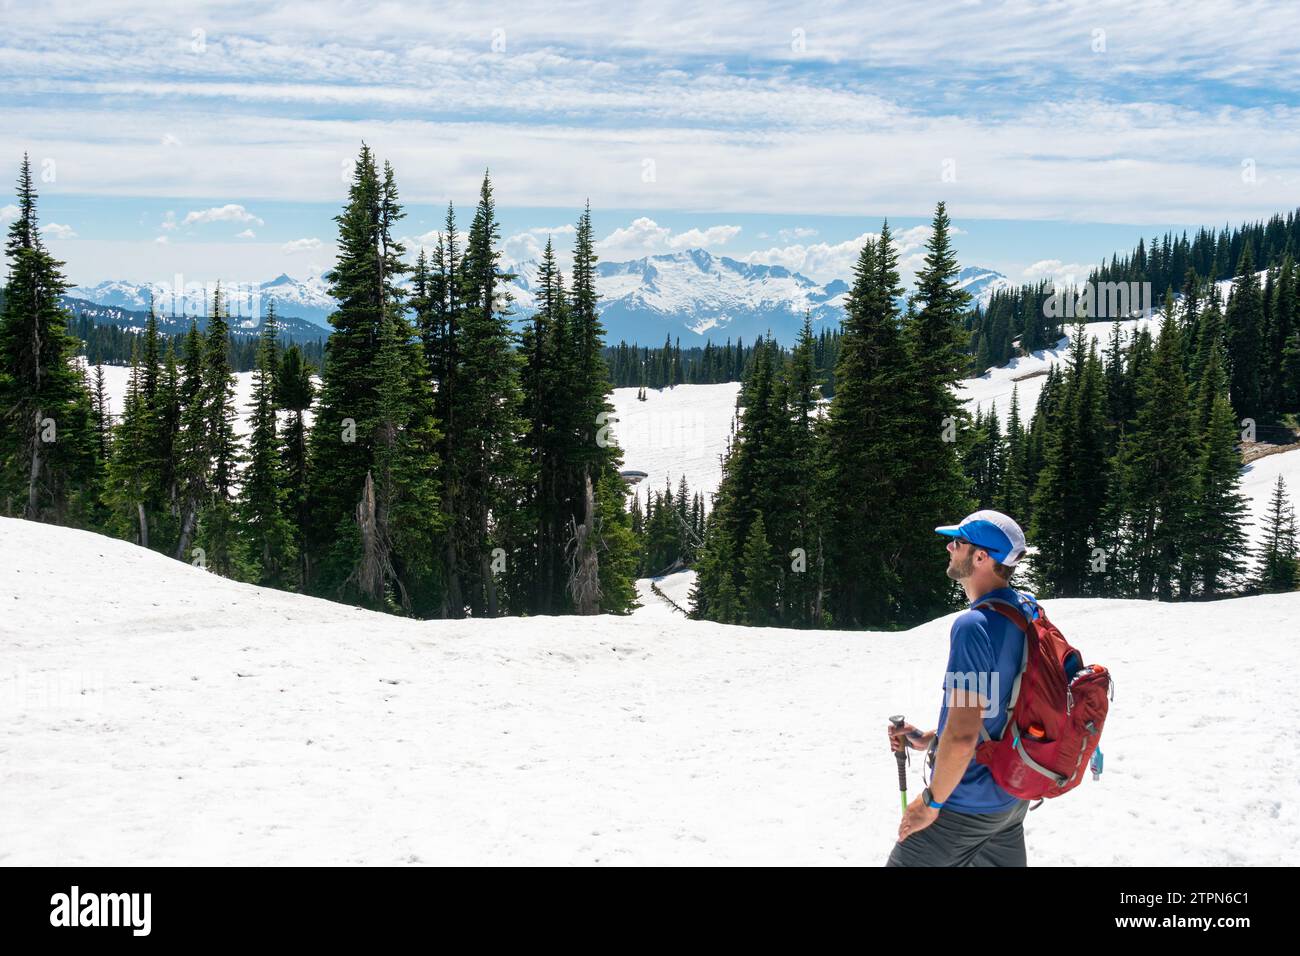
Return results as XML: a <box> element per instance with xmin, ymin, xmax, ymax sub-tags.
<box><xmin>567</xmin><ymin>471</ymin><xmax>602</xmax><ymax>615</ymax></box>
<box><xmin>482</xmin><ymin>504</ymin><xmax>498</xmax><ymax>617</ymax></box>
<box><xmin>25</xmin><ymin>424</ymin><xmax>42</xmax><ymax>519</ymax></box>
<box><xmin>175</xmin><ymin>498</ymin><xmax>198</xmax><ymax>561</ymax></box>
<box><xmin>355</xmin><ymin>470</ymin><xmax>385</xmax><ymax>604</ymax></box>
<box><xmin>443</xmin><ymin>534</ymin><xmax>462</xmax><ymax>618</ymax></box>
<box><xmin>137</xmin><ymin>501</ymin><xmax>149</xmax><ymax>549</ymax></box>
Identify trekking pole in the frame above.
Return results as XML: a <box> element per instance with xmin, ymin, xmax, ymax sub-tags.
<box><xmin>889</xmin><ymin>714</ymin><xmax>908</xmax><ymax>814</ymax></box>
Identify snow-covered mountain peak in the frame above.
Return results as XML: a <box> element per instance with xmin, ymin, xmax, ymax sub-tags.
<box><xmin>72</xmin><ymin>253</ymin><xmax>1010</xmax><ymax>345</ymax></box>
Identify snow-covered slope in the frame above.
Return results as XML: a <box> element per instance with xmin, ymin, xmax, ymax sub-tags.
<box><xmin>958</xmin><ymin>316</ymin><xmax>1163</xmax><ymax>428</ymax></box>
<box><xmin>609</xmin><ymin>381</ymin><xmax>742</xmax><ymax>509</ymax></box>
<box><xmin>2</xmin><ymin>516</ymin><xmax>1296</xmax><ymax>865</ymax></box>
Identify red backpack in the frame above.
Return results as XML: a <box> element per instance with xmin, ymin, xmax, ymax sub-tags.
<box><xmin>970</xmin><ymin>597</ymin><xmax>1113</xmax><ymax>805</ymax></box>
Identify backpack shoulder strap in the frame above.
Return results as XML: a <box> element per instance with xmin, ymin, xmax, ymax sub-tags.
<box><xmin>974</xmin><ymin>597</ymin><xmax>1031</xmax><ymax>632</ymax></box>
<box><xmin>971</xmin><ymin>598</ymin><xmax>1032</xmax><ymax>743</ymax></box>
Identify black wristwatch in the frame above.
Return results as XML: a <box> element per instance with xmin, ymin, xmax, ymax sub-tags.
<box><xmin>922</xmin><ymin>787</ymin><xmax>945</xmax><ymax>810</ymax></box>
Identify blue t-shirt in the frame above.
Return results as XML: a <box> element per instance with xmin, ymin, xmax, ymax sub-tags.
<box><xmin>933</xmin><ymin>587</ymin><xmax>1037</xmax><ymax>814</ymax></box>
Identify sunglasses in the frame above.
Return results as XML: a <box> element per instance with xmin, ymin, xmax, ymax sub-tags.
<box><xmin>951</xmin><ymin>536</ymin><xmax>987</xmax><ymax>553</ymax></box>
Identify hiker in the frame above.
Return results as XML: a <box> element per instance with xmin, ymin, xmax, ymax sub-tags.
<box><xmin>885</xmin><ymin>509</ymin><xmax>1036</xmax><ymax>867</ymax></box>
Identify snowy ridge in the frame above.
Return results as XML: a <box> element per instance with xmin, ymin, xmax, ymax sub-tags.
<box><xmin>506</xmin><ymin>250</ymin><xmax>1008</xmax><ymax>345</ymax></box>
<box><xmin>73</xmin><ymin>253</ymin><xmax>1010</xmax><ymax>347</ymax></box>
<box><xmin>954</xmin><ymin>265</ymin><xmax>1014</xmax><ymax>306</ymax></box>
<box><xmin>507</xmin><ymin>249</ymin><xmax>852</xmax><ymax>345</ymax></box>
<box><xmin>69</xmin><ymin>274</ymin><xmax>336</xmax><ymax>328</ymax></box>
<box><xmin>2</xmin><ymin>515</ymin><xmax>1297</xmax><ymax>865</ymax></box>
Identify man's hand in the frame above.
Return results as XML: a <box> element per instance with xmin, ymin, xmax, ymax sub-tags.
<box><xmin>897</xmin><ymin>794</ymin><xmax>940</xmax><ymax>843</ymax></box>
<box><xmin>886</xmin><ymin>722</ymin><xmax>933</xmax><ymax>753</ymax></box>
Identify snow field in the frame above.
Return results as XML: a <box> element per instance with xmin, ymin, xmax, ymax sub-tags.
<box><xmin>3</xmin><ymin>519</ymin><xmax>1296</xmax><ymax>865</ymax></box>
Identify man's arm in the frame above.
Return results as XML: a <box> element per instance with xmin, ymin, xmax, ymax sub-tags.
<box><xmin>927</xmin><ymin>690</ymin><xmax>986</xmax><ymax>804</ymax></box>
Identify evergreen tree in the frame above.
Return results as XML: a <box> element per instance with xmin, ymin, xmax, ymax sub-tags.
<box><xmin>0</xmin><ymin>154</ymin><xmax>96</xmax><ymax>521</ymax></box>
<box><xmin>239</xmin><ymin>306</ymin><xmax>296</xmax><ymax>588</ymax></box>
<box><xmin>594</xmin><ymin>469</ymin><xmax>641</xmax><ymax>614</ymax></box>
<box><xmin>1189</xmin><ymin>386</ymin><xmax>1250</xmax><ymax>597</ymax></box>
<box><xmin>172</xmin><ymin>322</ymin><xmax>207</xmax><ymax>562</ymax></box>
<box><xmin>1226</xmin><ymin>245</ymin><xmax>1265</xmax><ymax>421</ymax></box>
<box><xmin>1112</xmin><ymin>303</ymin><xmax>1196</xmax><ymax>599</ymax></box>
<box><xmin>363</xmin><ymin>303</ymin><xmax>445</xmax><ymax>612</ymax></box>
<box><xmin>156</xmin><ymin>341</ymin><xmax>182</xmax><ymax>528</ymax></box>
<box><xmin>193</xmin><ymin>285</ymin><xmax>248</xmax><ymax>579</ymax></box>
<box><xmin>740</xmin><ymin>511</ymin><xmax>777</xmax><ymax>626</ymax></box>
<box><xmin>306</xmin><ymin>145</ymin><xmax>444</xmax><ymax>612</ymax></box>
<box><xmin>773</xmin><ymin>313</ymin><xmax>823</xmax><ymax>625</ymax></box>
<box><xmin>1265</xmin><ymin>255</ymin><xmax>1295</xmax><ymax>420</ymax></box>
<box><xmin>998</xmin><ymin>385</ymin><xmax>1029</xmax><ymax>517</ymax></box>
<box><xmin>565</xmin><ymin>203</ymin><xmax>637</xmax><ymax>613</ymax></box>
<box><xmin>1031</xmin><ymin>323</ymin><xmax>1110</xmax><ymax>597</ymax></box>
<box><xmin>444</xmin><ymin>171</ymin><xmax>526</xmax><ymax>617</ymax></box>
<box><xmin>819</xmin><ymin>228</ymin><xmax>909</xmax><ymax>626</ymax></box>
<box><xmin>91</xmin><ymin>363</ymin><xmax>111</xmax><ymax>467</ymax></box>
<box><xmin>103</xmin><ymin>342</ymin><xmax>157</xmax><ymax>546</ymax></box>
<box><xmin>277</xmin><ymin>343</ymin><xmax>314</xmax><ymax>588</ymax></box>
<box><xmin>1255</xmin><ymin>475</ymin><xmax>1299</xmax><ymax>593</ymax></box>
<box><xmin>690</xmin><ymin>503</ymin><xmax>741</xmax><ymax>624</ymax></box>
<box><xmin>520</xmin><ymin>237</ymin><xmax>567</xmax><ymax>612</ymax></box>
<box><xmin>895</xmin><ymin>203</ymin><xmax>975</xmax><ymax>619</ymax></box>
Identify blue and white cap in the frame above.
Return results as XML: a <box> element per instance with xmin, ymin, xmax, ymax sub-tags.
<box><xmin>935</xmin><ymin>510</ymin><xmax>1027</xmax><ymax>566</ymax></box>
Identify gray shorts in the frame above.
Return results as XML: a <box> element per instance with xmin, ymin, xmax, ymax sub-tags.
<box><xmin>885</xmin><ymin>799</ymin><xmax>1030</xmax><ymax>867</ymax></box>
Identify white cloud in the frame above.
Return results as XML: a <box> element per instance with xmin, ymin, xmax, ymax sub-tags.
<box><xmin>0</xmin><ymin>203</ymin><xmax>19</xmax><ymax>223</ymax></box>
<box><xmin>743</xmin><ymin>233</ymin><xmax>871</xmax><ymax>284</ymax></box>
<box><xmin>597</xmin><ymin>217</ymin><xmax>740</xmax><ymax>260</ymax></box>
<box><xmin>236</xmin><ymin>229</ymin><xmax>256</xmax><ymax>239</ymax></box>
<box><xmin>41</xmin><ymin>222</ymin><xmax>77</xmax><ymax>239</ymax></box>
<box><xmin>1022</xmin><ymin>259</ymin><xmax>1088</xmax><ymax>285</ymax></box>
<box><xmin>666</xmin><ymin>225</ymin><xmax>741</xmax><ymax>250</ymax></box>
<box><xmin>501</xmin><ymin>224</ymin><xmax>577</xmax><ymax>266</ymax></box>
<box><xmin>154</xmin><ymin>235</ymin><xmax>169</xmax><ymax>244</ymax></box>
<box><xmin>282</xmin><ymin>237</ymin><xmax>322</xmax><ymax>253</ymax></box>
<box><xmin>743</xmin><ymin>222</ymin><xmax>970</xmax><ymax>283</ymax></box>
<box><xmin>7</xmin><ymin>0</ymin><xmax>1300</xmax><ymax>282</ymax></box>
<box><xmin>181</xmin><ymin>204</ymin><xmax>264</xmax><ymax>227</ymax></box>
<box><xmin>9</xmin><ymin>96</ymin><xmax>1300</xmax><ymax>226</ymax></box>
<box><xmin>779</xmin><ymin>227</ymin><xmax>818</xmax><ymax>241</ymax></box>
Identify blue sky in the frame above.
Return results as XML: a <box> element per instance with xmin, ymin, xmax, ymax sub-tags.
<box><xmin>3</xmin><ymin>0</ymin><xmax>1299</xmax><ymax>289</ymax></box>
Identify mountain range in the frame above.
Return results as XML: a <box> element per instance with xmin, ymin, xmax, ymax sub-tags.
<box><xmin>68</xmin><ymin>253</ymin><xmax>1011</xmax><ymax>346</ymax></box>
<box><xmin>68</xmin><ymin>273</ymin><xmax>336</xmax><ymax>328</ymax></box>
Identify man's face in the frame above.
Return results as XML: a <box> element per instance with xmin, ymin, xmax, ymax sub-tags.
<box><xmin>945</xmin><ymin>536</ymin><xmax>978</xmax><ymax>581</ymax></box>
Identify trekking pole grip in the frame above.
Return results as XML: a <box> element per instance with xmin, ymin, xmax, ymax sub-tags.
<box><xmin>889</xmin><ymin>714</ymin><xmax>908</xmax><ymax>813</ymax></box>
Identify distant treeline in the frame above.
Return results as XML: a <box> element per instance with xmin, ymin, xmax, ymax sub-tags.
<box><xmin>67</xmin><ymin>311</ymin><xmax>326</xmax><ymax>372</ymax></box>
<box><xmin>603</xmin><ymin>327</ymin><xmax>843</xmax><ymax>396</ymax></box>
<box><xmin>1090</xmin><ymin>208</ymin><xmax>1300</xmax><ymax>296</ymax></box>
